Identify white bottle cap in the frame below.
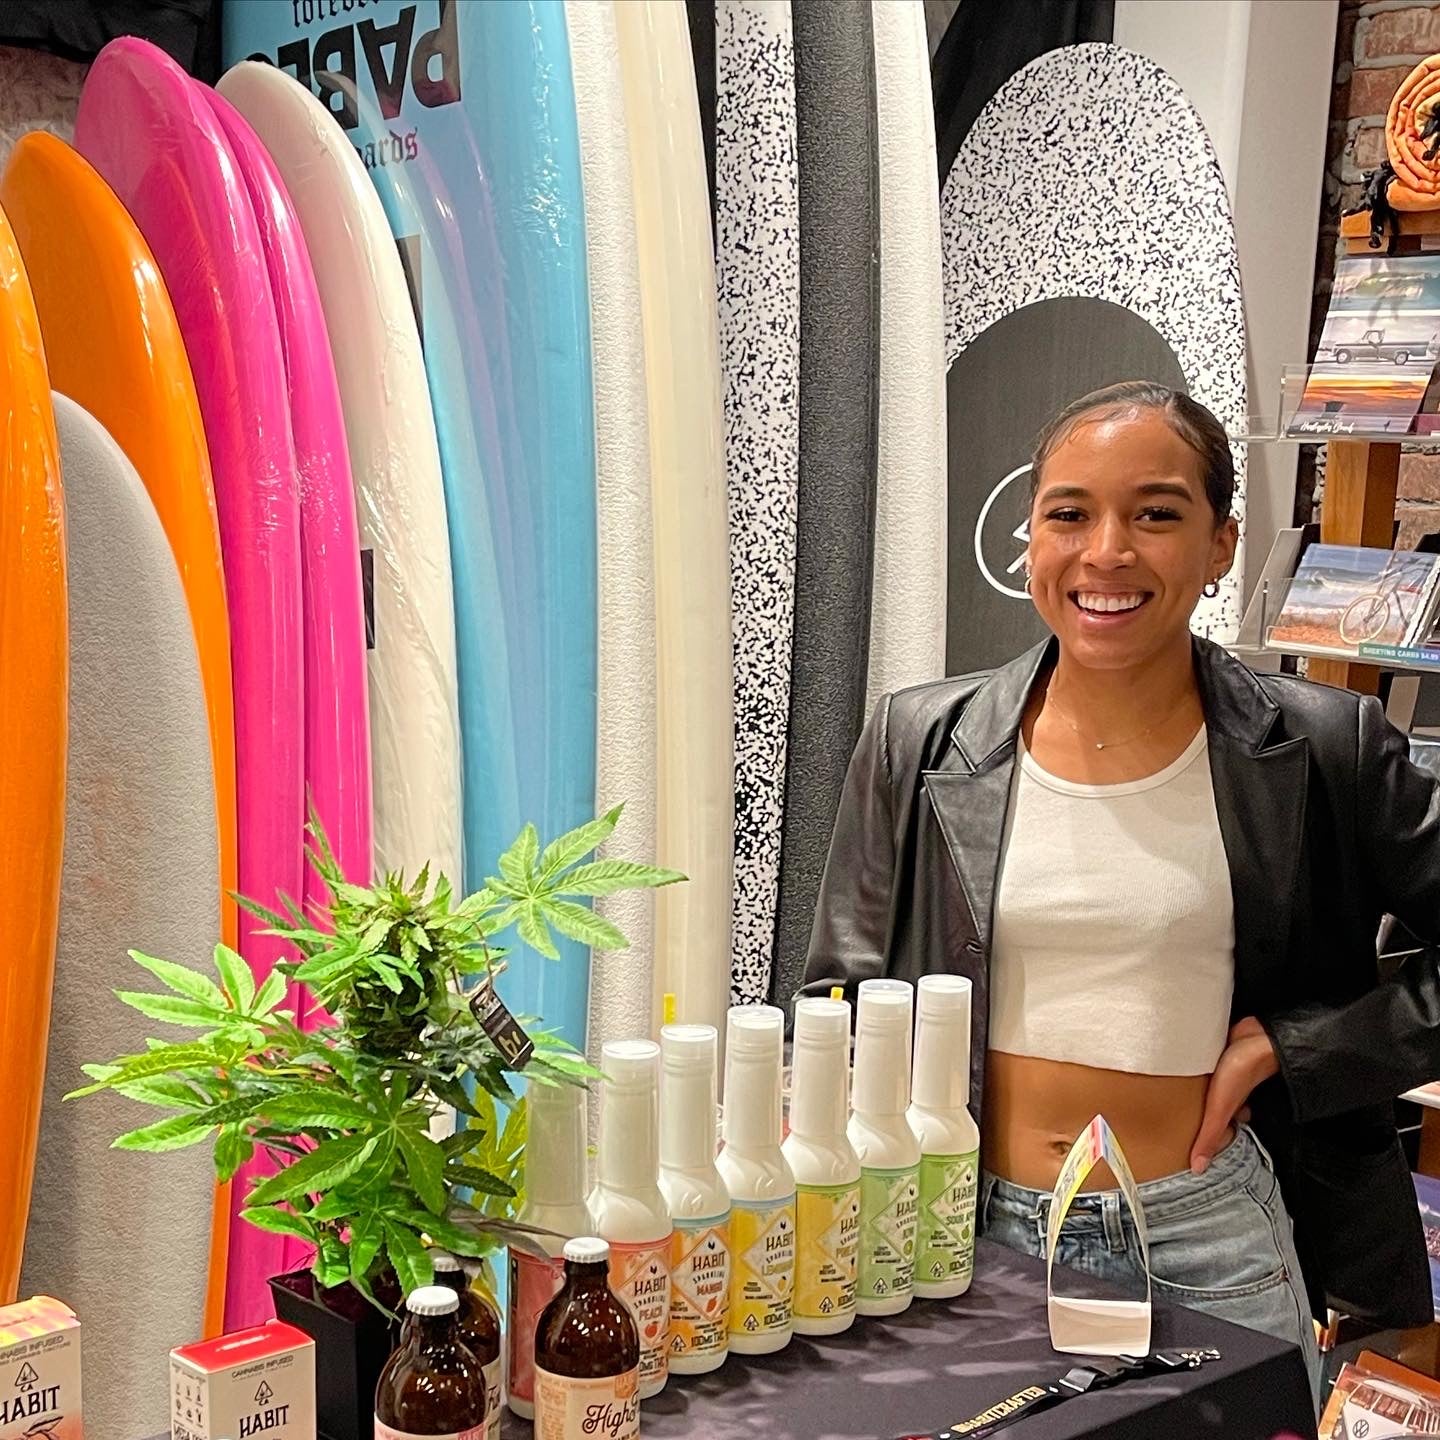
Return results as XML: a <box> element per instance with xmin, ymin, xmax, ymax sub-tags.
<box><xmin>789</xmin><ymin>998</ymin><xmax>851</xmax><ymax>1138</ymax></box>
<box><xmin>406</xmin><ymin>1285</ymin><xmax>460</xmax><ymax>1316</ymax></box>
<box><xmin>598</xmin><ymin>1040</ymin><xmax>661</xmax><ymax>1191</ymax></box>
<box><xmin>853</xmin><ymin>979</ymin><xmax>914</xmax><ymax>1117</ymax></box>
<box><xmin>913</xmin><ymin>975</ymin><xmax>973</xmax><ymax>1110</ymax></box>
<box><xmin>563</xmin><ymin>1236</ymin><xmax>611</xmax><ymax>1264</ymax></box>
<box><xmin>526</xmin><ymin>1079</ymin><xmax>588</xmax><ymax>1211</ymax></box>
<box><xmin>602</xmin><ymin>1038</ymin><xmax>662</xmax><ymax>1086</ymax></box>
<box><xmin>661</xmin><ymin>1024</ymin><xmax>719</xmax><ymax>1171</ymax></box>
<box><xmin>723</xmin><ymin>1005</ymin><xmax>784</xmax><ymax>1150</ymax></box>
<box><xmin>429</xmin><ymin>1248</ymin><xmax>462</xmax><ymax>1273</ymax></box>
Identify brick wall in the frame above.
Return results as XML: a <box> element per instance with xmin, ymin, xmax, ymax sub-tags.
<box><xmin>1304</xmin><ymin>0</ymin><xmax>1440</xmax><ymax>542</ymax></box>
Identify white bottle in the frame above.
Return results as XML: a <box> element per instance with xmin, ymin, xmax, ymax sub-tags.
<box><xmin>716</xmin><ymin>1005</ymin><xmax>796</xmax><ymax>1354</ymax></box>
<box><xmin>588</xmin><ymin>1039</ymin><xmax>672</xmax><ymax>1399</ymax></box>
<box><xmin>658</xmin><ymin>1023</ymin><xmax>732</xmax><ymax>1374</ymax></box>
<box><xmin>508</xmin><ymin>1081</ymin><xmax>591</xmax><ymax>1420</ymax></box>
<box><xmin>783</xmin><ymin>998</ymin><xmax>861</xmax><ymax>1335</ymax></box>
<box><xmin>848</xmin><ymin>978</ymin><xmax>921</xmax><ymax>1316</ymax></box>
<box><xmin>909</xmin><ymin>975</ymin><xmax>983</xmax><ymax>1298</ymax></box>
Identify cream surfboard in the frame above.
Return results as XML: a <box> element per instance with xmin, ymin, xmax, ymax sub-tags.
<box><xmin>615</xmin><ymin>0</ymin><xmax>734</xmax><ymax>1038</ymax></box>
<box><xmin>567</xmin><ymin>0</ymin><xmax>659</xmax><ymax>1058</ymax></box>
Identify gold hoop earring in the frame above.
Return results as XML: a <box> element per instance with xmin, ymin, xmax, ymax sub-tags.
<box><xmin>1203</xmin><ymin>579</ymin><xmax>1220</xmax><ymax>598</ymax></box>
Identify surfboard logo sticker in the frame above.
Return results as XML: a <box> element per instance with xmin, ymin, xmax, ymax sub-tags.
<box><xmin>974</xmin><ymin>463</ymin><xmax>1031</xmax><ymax>602</ymax></box>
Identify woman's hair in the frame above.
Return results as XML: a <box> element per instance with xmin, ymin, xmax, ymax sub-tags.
<box><xmin>1029</xmin><ymin>381</ymin><xmax>1235</xmax><ymax>522</ymax></box>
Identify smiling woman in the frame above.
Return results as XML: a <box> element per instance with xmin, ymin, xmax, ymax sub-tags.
<box><xmin>802</xmin><ymin>381</ymin><xmax>1440</xmax><ymax>1403</ymax></box>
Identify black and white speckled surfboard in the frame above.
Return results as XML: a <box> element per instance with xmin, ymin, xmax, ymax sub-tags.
<box><xmin>718</xmin><ymin>0</ymin><xmax>801</xmax><ymax>1006</ymax></box>
<box><xmin>941</xmin><ymin>44</ymin><xmax>1246</xmax><ymax>673</ymax></box>
<box><xmin>770</xmin><ymin>0</ymin><xmax>880</xmax><ymax>1006</ymax></box>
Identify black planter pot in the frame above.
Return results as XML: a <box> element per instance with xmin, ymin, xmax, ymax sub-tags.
<box><xmin>269</xmin><ymin>1271</ymin><xmax>400</xmax><ymax>1440</ymax></box>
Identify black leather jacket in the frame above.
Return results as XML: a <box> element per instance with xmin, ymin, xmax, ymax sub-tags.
<box><xmin>801</xmin><ymin>635</ymin><xmax>1440</xmax><ymax>1326</ymax></box>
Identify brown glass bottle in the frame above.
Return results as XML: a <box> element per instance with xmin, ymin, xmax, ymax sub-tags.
<box><xmin>532</xmin><ymin>1237</ymin><xmax>641</xmax><ymax>1440</ymax></box>
<box><xmin>374</xmin><ymin>1286</ymin><xmax>487</xmax><ymax>1440</ymax></box>
<box><xmin>430</xmin><ymin>1250</ymin><xmax>502</xmax><ymax>1437</ymax></box>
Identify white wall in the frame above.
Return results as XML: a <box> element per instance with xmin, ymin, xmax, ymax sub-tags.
<box><xmin>1115</xmin><ymin>0</ymin><xmax>1337</xmax><ymax>605</ymax></box>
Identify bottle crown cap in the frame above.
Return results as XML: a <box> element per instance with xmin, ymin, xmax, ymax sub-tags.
<box><xmin>794</xmin><ymin>997</ymin><xmax>849</xmax><ymax>1044</ymax></box>
<box><xmin>601</xmin><ymin>1038</ymin><xmax>660</xmax><ymax>1087</ymax></box>
<box><xmin>661</xmin><ymin>1023</ymin><xmax>716</xmax><ymax>1070</ymax></box>
<box><xmin>917</xmin><ymin>974</ymin><xmax>971</xmax><ymax>1017</ymax></box>
<box><xmin>726</xmin><ymin>1003</ymin><xmax>784</xmax><ymax>1057</ymax></box>
<box><xmin>428</xmin><ymin>1248</ymin><xmax>461</xmax><ymax>1273</ymax></box>
<box><xmin>406</xmin><ymin>1286</ymin><xmax>460</xmax><ymax>1317</ymax></box>
<box><xmin>563</xmin><ymin>1236</ymin><xmax>611</xmax><ymax>1265</ymax></box>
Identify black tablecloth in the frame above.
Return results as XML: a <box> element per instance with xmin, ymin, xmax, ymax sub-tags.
<box><xmin>141</xmin><ymin>1241</ymin><xmax>1317</xmax><ymax>1440</ymax></box>
<box><xmin>502</xmin><ymin>1241</ymin><xmax>1316</xmax><ymax>1440</ymax></box>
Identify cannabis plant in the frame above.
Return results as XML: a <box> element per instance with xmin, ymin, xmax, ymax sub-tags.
<box><xmin>71</xmin><ymin>807</ymin><xmax>681</xmax><ymax>1309</ymax></box>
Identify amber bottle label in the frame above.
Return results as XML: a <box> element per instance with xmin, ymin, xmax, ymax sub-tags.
<box><xmin>508</xmin><ymin>1249</ymin><xmax>566</xmax><ymax>1407</ymax></box>
<box><xmin>794</xmin><ymin>1181</ymin><xmax>860</xmax><ymax>1320</ymax></box>
<box><xmin>481</xmin><ymin>1355</ymin><xmax>501</xmax><ymax>1439</ymax></box>
<box><xmin>728</xmin><ymin>1196</ymin><xmax>796</xmax><ymax>1338</ymax></box>
<box><xmin>607</xmin><ymin>1238</ymin><xmax>671</xmax><ymax>1389</ymax></box>
<box><xmin>374</xmin><ymin>1421</ymin><xmax>484</xmax><ymax>1440</ymax></box>
<box><xmin>668</xmin><ymin>1214</ymin><xmax>731</xmax><ymax>1359</ymax></box>
<box><xmin>533</xmin><ymin>1366</ymin><xmax>640</xmax><ymax>1440</ymax></box>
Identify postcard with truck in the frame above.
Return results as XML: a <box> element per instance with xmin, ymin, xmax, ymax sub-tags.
<box><xmin>1290</xmin><ymin>255</ymin><xmax>1440</xmax><ymax>436</ymax></box>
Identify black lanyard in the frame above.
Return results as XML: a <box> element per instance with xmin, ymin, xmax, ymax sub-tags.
<box><xmin>893</xmin><ymin>1348</ymin><xmax>1222</xmax><ymax>1439</ymax></box>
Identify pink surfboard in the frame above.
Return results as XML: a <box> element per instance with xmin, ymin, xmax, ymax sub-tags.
<box><xmin>202</xmin><ymin>85</ymin><xmax>372</xmax><ymax>1277</ymax></box>
<box><xmin>76</xmin><ymin>38</ymin><xmax>305</xmax><ymax>1331</ymax></box>
<box><xmin>202</xmin><ymin>91</ymin><xmax>372</xmax><ymax>924</ymax></box>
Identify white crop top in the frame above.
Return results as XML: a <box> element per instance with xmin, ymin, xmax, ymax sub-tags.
<box><xmin>989</xmin><ymin>726</ymin><xmax>1235</xmax><ymax>1076</ymax></box>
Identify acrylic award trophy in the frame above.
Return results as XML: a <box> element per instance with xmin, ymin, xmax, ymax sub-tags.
<box><xmin>1046</xmin><ymin>1115</ymin><xmax>1151</xmax><ymax>1356</ymax></box>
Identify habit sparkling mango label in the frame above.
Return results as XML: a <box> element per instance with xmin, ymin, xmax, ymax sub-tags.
<box><xmin>794</xmin><ymin>1182</ymin><xmax>860</xmax><ymax>1322</ymax></box>
<box><xmin>858</xmin><ymin>1165</ymin><xmax>919</xmax><ymax>1302</ymax></box>
<box><xmin>668</xmin><ymin>1216</ymin><xmax>730</xmax><ymax>1361</ymax></box>
<box><xmin>728</xmin><ymin>1198</ymin><xmax>796</xmax><ymax>1338</ymax></box>
<box><xmin>916</xmin><ymin>1150</ymin><xmax>978</xmax><ymax>1288</ymax></box>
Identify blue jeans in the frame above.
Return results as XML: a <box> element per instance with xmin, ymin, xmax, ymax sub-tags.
<box><xmin>980</xmin><ymin>1127</ymin><xmax>1321</xmax><ymax>1402</ymax></box>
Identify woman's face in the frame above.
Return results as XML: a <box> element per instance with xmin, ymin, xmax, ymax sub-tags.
<box><xmin>1026</xmin><ymin>409</ymin><xmax>1238</xmax><ymax>673</ymax></box>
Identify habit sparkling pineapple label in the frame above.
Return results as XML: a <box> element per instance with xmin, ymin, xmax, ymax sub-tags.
<box><xmin>794</xmin><ymin>1182</ymin><xmax>860</xmax><ymax>1322</ymax></box>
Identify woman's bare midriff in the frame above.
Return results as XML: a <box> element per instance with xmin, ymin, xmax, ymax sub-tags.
<box><xmin>984</xmin><ymin>1050</ymin><xmax>1228</xmax><ymax>1190</ymax></box>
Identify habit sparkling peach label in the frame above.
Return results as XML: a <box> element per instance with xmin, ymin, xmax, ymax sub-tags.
<box><xmin>668</xmin><ymin>1216</ymin><xmax>730</xmax><ymax>1362</ymax></box>
<box><xmin>607</xmin><ymin>1239</ymin><xmax>671</xmax><ymax>1390</ymax></box>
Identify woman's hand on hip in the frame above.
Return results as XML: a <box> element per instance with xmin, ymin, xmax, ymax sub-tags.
<box><xmin>1190</xmin><ymin>1016</ymin><xmax>1279</xmax><ymax>1175</ymax></box>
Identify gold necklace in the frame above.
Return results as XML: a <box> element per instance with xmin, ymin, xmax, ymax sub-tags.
<box><xmin>1043</xmin><ymin>690</ymin><xmax>1191</xmax><ymax>751</ymax></box>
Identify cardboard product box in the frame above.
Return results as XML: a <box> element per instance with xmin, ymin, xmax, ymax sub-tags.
<box><xmin>170</xmin><ymin>1321</ymin><xmax>316</xmax><ymax>1440</ymax></box>
<box><xmin>0</xmin><ymin>1295</ymin><xmax>82</xmax><ymax>1440</ymax></box>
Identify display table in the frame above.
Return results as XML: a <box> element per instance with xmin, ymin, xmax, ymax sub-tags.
<box><xmin>500</xmin><ymin>1241</ymin><xmax>1316</xmax><ymax>1440</ymax></box>
<box><xmin>140</xmin><ymin>1241</ymin><xmax>1316</xmax><ymax>1440</ymax></box>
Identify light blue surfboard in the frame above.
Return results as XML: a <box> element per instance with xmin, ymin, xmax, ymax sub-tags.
<box><xmin>224</xmin><ymin>0</ymin><xmax>600</xmax><ymax>1050</ymax></box>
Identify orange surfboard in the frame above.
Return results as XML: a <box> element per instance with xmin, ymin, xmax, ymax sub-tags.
<box><xmin>0</xmin><ymin>200</ymin><xmax>66</xmax><ymax>1304</ymax></box>
<box><xmin>1</xmin><ymin>132</ymin><xmax>238</xmax><ymax>1331</ymax></box>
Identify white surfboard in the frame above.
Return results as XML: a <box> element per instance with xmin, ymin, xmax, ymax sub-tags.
<box><xmin>567</xmin><ymin>0</ymin><xmax>659</xmax><ymax>1058</ymax></box>
<box><xmin>615</xmin><ymin>0</ymin><xmax>735</xmax><ymax>1039</ymax></box>
<box><xmin>216</xmin><ymin>61</ymin><xmax>462</xmax><ymax>888</ymax></box>
<box><xmin>716</xmin><ymin>0</ymin><xmax>800</xmax><ymax>1007</ymax></box>
<box><xmin>868</xmin><ymin>0</ymin><xmax>947</xmax><ymax>711</ymax></box>
<box><xmin>22</xmin><ymin>395</ymin><xmax>216</xmax><ymax>1440</ymax></box>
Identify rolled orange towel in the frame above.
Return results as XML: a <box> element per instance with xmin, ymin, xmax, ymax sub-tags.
<box><xmin>1387</xmin><ymin>53</ymin><xmax>1440</xmax><ymax>210</ymax></box>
